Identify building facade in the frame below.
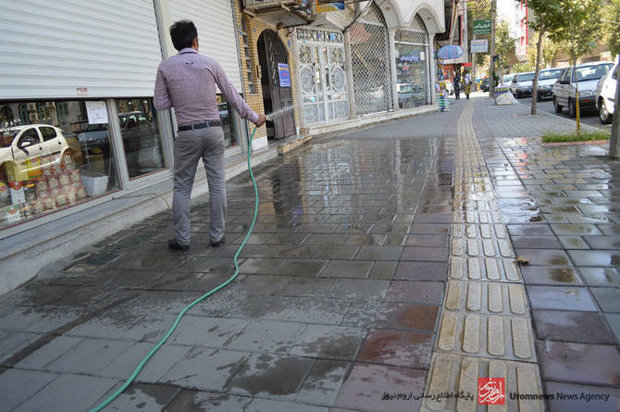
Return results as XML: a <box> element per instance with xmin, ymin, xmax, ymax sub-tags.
<box><xmin>0</xmin><ymin>0</ymin><xmax>259</xmax><ymax>235</ymax></box>
<box><xmin>234</xmin><ymin>0</ymin><xmax>445</xmax><ymax>138</ymax></box>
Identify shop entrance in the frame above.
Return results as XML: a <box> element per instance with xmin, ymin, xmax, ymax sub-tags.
<box><xmin>257</xmin><ymin>30</ymin><xmax>295</xmax><ymax>140</ymax></box>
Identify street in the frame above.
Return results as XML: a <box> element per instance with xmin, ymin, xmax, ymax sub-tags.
<box><xmin>520</xmin><ymin>96</ymin><xmax>612</xmax><ymax>132</ymax></box>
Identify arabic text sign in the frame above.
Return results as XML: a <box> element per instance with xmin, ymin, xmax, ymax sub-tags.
<box><xmin>473</xmin><ymin>19</ymin><xmax>491</xmax><ymax>35</ymax></box>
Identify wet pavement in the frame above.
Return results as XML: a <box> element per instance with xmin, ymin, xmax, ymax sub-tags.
<box><xmin>0</xmin><ymin>96</ymin><xmax>618</xmax><ymax>411</ymax></box>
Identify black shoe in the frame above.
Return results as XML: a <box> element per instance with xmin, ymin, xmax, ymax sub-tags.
<box><xmin>210</xmin><ymin>236</ymin><xmax>225</xmax><ymax>248</ymax></box>
<box><xmin>168</xmin><ymin>239</ymin><xmax>189</xmax><ymax>251</ymax></box>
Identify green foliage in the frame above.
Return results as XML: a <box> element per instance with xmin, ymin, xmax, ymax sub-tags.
<box><xmin>602</xmin><ymin>0</ymin><xmax>620</xmax><ymax>56</ymax></box>
<box><xmin>541</xmin><ymin>131</ymin><xmax>610</xmax><ymax>142</ymax></box>
<box><xmin>523</xmin><ymin>0</ymin><xmax>602</xmax><ymax>64</ymax></box>
<box><xmin>496</xmin><ymin>21</ymin><xmax>516</xmax><ymax>68</ymax></box>
<box><xmin>544</xmin><ymin>0</ymin><xmax>603</xmax><ymax>64</ymax></box>
<box><xmin>512</xmin><ymin>61</ymin><xmax>534</xmax><ymax>73</ymax></box>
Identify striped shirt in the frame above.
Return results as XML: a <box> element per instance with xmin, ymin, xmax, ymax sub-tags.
<box><xmin>154</xmin><ymin>48</ymin><xmax>258</xmax><ymax>126</ymax></box>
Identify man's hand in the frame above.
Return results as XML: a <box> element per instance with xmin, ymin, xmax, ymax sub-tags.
<box><xmin>254</xmin><ymin>114</ymin><xmax>267</xmax><ymax>127</ymax></box>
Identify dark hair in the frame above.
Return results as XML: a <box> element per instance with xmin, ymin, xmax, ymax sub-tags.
<box><xmin>170</xmin><ymin>20</ymin><xmax>197</xmax><ymax>51</ymax></box>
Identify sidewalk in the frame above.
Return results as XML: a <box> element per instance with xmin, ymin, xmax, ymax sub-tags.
<box><xmin>0</xmin><ymin>96</ymin><xmax>618</xmax><ymax>411</ymax></box>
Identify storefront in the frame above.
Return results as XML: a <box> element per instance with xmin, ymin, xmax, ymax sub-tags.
<box><xmin>0</xmin><ymin>0</ymin><xmax>250</xmax><ymax>233</ymax></box>
<box><xmin>295</xmin><ymin>28</ymin><xmax>350</xmax><ymax>125</ymax></box>
<box><xmin>347</xmin><ymin>2</ymin><xmax>392</xmax><ymax>116</ymax></box>
<box><xmin>395</xmin><ymin>15</ymin><xmax>432</xmax><ymax>109</ymax></box>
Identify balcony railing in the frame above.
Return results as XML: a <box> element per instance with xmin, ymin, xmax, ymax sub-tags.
<box><xmin>243</xmin><ymin>0</ymin><xmax>315</xmax><ymax>27</ymax></box>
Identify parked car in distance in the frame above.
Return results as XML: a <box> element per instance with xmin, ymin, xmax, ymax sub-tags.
<box><xmin>0</xmin><ymin>125</ymin><xmax>79</xmax><ymax>183</ymax></box>
<box><xmin>536</xmin><ymin>68</ymin><xmax>563</xmax><ymax>101</ymax></box>
<box><xmin>510</xmin><ymin>72</ymin><xmax>535</xmax><ymax>98</ymax></box>
<box><xmin>595</xmin><ymin>62</ymin><xmax>618</xmax><ymax>124</ymax></box>
<box><xmin>552</xmin><ymin>61</ymin><xmax>614</xmax><ymax>117</ymax></box>
<box><xmin>501</xmin><ymin>73</ymin><xmax>516</xmax><ymax>87</ymax></box>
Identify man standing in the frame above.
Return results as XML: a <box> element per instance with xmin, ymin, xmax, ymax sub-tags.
<box><xmin>464</xmin><ymin>70</ymin><xmax>472</xmax><ymax>100</ymax></box>
<box><xmin>154</xmin><ymin>20</ymin><xmax>266</xmax><ymax>251</ymax></box>
<box><xmin>453</xmin><ymin>72</ymin><xmax>461</xmax><ymax>100</ymax></box>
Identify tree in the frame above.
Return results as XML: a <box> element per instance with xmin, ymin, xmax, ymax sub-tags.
<box><xmin>604</xmin><ymin>2</ymin><xmax>620</xmax><ymax>158</ymax></box>
<box><xmin>602</xmin><ymin>0</ymin><xmax>620</xmax><ymax>57</ymax></box>
<box><xmin>496</xmin><ymin>21</ymin><xmax>517</xmax><ymax>73</ymax></box>
<box><xmin>521</xmin><ymin>0</ymin><xmax>602</xmax><ymax>122</ymax></box>
<box><xmin>527</xmin><ymin>33</ymin><xmax>563</xmax><ymax>68</ymax></box>
<box><xmin>548</xmin><ymin>0</ymin><xmax>603</xmax><ymax>130</ymax></box>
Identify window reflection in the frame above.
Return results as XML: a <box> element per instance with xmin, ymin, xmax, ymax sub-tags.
<box><xmin>0</xmin><ymin>100</ymin><xmax>119</xmax><ymax>228</ymax></box>
<box><xmin>116</xmin><ymin>98</ymin><xmax>165</xmax><ymax>179</ymax></box>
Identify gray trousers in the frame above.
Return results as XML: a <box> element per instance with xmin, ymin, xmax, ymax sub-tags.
<box><xmin>173</xmin><ymin>126</ymin><xmax>226</xmax><ymax>245</ymax></box>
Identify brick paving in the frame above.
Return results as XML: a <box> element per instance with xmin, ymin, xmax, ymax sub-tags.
<box><xmin>0</xmin><ymin>97</ymin><xmax>618</xmax><ymax>411</ymax></box>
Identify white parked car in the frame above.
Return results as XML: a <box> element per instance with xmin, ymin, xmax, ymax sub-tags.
<box><xmin>552</xmin><ymin>61</ymin><xmax>614</xmax><ymax>117</ymax></box>
<box><xmin>501</xmin><ymin>73</ymin><xmax>516</xmax><ymax>87</ymax></box>
<box><xmin>595</xmin><ymin>62</ymin><xmax>618</xmax><ymax>124</ymax></box>
<box><xmin>510</xmin><ymin>72</ymin><xmax>535</xmax><ymax>98</ymax></box>
<box><xmin>1</xmin><ymin>125</ymin><xmax>78</xmax><ymax>183</ymax></box>
<box><xmin>536</xmin><ymin>68</ymin><xmax>563</xmax><ymax>101</ymax></box>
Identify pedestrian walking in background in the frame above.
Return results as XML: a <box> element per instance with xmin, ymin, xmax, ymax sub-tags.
<box><xmin>464</xmin><ymin>70</ymin><xmax>472</xmax><ymax>100</ymax></box>
<box><xmin>453</xmin><ymin>73</ymin><xmax>461</xmax><ymax>100</ymax></box>
<box><xmin>154</xmin><ymin>20</ymin><xmax>267</xmax><ymax>251</ymax></box>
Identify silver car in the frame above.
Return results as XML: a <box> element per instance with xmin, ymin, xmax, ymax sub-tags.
<box><xmin>552</xmin><ymin>61</ymin><xmax>614</xmax><ymax>117</ymax></box>
<box><xmin>510</xmin><ymin>72</ymin><xmax>535</xmax><ymax>98</ymax></box>
<box><xmin>535</xmin><ymin>68</ymin><xmax>563</xmax><ymax>101</ymax></box>
<box><xmin>595</xmin><ymin>62</ymin><xmax>618</xmax><ymax>124</ymax></box>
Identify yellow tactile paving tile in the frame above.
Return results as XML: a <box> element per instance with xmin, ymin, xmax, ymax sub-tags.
<box><xmin>436</xmin><ymin>310</ymin><xmax>536</xmax><ymax>361</ymax></box>
<box><xmin>421</xmin><ymin>101</ymin><xmax>543</xmax><ymax>412</ymax></box>
<box><xmin>449</xmin><ymin>257</ymin><xmax>521</xmax><ymax>282</ymax></box>
<box><xmin>443</xmin><ymin>281</ymin><xmax>529</xmax><ymax>315</ymax></box>
<box><xmin>420</xmin><ymin>354</ymin><xmax>544</xmax><ymax>412</ymax></box>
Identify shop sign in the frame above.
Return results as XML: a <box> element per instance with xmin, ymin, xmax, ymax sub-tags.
<box><xmin>471</xmin><ymin>39</ymin><xmax>488</xmax><ymax>53</ymax></box>
<box><xmin>316</xmin><ymin>1</ymin><xmax>344</xmax><ymax>12</ymax></box>
<box><xmin>278</xmin><ymin>63</ymin><xmax>291</xmax><ymax>87</ymax></box>
<box><xmin>438</xmin><ymin>45</ymin><xmax>463</xmax><ymax>59</ymax></box>
<box><xmin>473</xmin><ymin>19</ymin><xmax>491</xmax><ymax>35</ymax></box>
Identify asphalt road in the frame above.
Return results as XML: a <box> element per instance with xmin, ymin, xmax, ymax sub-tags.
<box><xmin>519</xmin><ymin>96</ymin><xmax>612</xmax><ymax>133</ymax></box>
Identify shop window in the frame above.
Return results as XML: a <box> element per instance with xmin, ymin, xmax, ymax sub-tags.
<box><xmin>0</xmin><ymin>100</ymin><xmax>119</xmax><ymax>229</ymax></box>
<box><xmin>216</xmin><ymin>94</ymin><xmax>241</xmax><ymax>148</ymax></box>
<box><xmin>0</xmin><ymin>106</ymin><xmax>13</xmax><ymax>123</ymax></box>
<box><xmin>115</xmin><ymin>98</ymin><xmax>165</xmax><ymax>179</ymax></box>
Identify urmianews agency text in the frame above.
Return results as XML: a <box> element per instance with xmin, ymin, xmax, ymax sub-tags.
<box><xmin>509</xmin><ymin>392</ymin><xmax>610</xmax><ymax>402</ymax></box>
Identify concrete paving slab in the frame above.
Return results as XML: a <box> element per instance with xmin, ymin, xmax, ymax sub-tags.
<box><xmin>532</xmin><ymin>310</ymin><xmax>616</xmax><ymax>344</ymax></box>
<box><xmin>45</xmin><ymin>338</ymin><xmax>134</xmax><ymax>375</ymax></box>
<box><xmin>225</xmin><ymin>353</ymin><xmax>314</xmax><ymax>400</ymax></box>
<box><xmin>159</xmin><ymin>347</ymin><xmax>251</xmax><ymax>392</ymax></box>
<box><xmin>385</xmin><ymin>281</ymin><xmax>444</xmax><ymax>304</ymax></box>
<box><xmin>357</xmin><ymin>328</ymin><xmax>433</xmax><ymax>368</ymax></box>
<box><xmin>14</xmin><ymin>373</ymin><xmax>119</xmax><ymax>412</ymax></box>
<box><xmin>295</xmin><ymin>359</ymin><xmax>350</xmax><ymax>406</ymax></box>
<box><xmin>536</xmin><ymin>341</ymin><xmax>620</xmax><ymax>387</ymax></box>
<box><xmin>527</xmin><ymin>286</ymin><xmax>598</xmax><ymax>311</ymax></box>
<box><xmin>334</xmin><ymin>363</ymin><xmax>426</xmax><ymax>412</ymax></box>
<box><xmin>0</xmin><ymin>368</ymin><xmax>58</xmax><ymax>411</ymax></box>
<box><xmin>98</xmin><ymin>383</ymin><xmax>180</xmax><ymax>412</ymax></box>
<box><xmin>15</xmin><ymin>335</ymin><xmax>83</xmax><ymax>370</ymax></box>
<box><xmin>100</xmin><ymin>342</ymin><xmax>190</xmax><ymax>383</ymax></box>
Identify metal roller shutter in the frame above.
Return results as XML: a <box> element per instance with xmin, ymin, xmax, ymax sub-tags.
<box><xmin>168</xmin><ymin>0</ymin><xmax>242</xmax><ymax>91</ymax></box>
<box><xmin>348</xmin><ymin>3</ymin><xmax>392</xmax><ymax>115</ymax></box>
<box><xmin>0</xmin><ymin>0</ymin><xmax>162</xmax><ymax>99</ymax></box>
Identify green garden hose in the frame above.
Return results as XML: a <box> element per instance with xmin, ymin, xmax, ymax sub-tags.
<box><xmin>91</xmin><ymin>125</ymin><xmax>261</xmax><ymax>411</ymax></box>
